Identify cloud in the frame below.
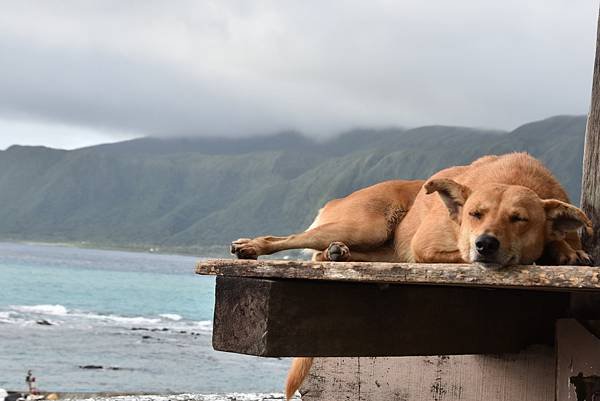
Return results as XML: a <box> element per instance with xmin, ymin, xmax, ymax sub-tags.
<box><xmin>0</xmin><ymin>0</ymin><xmax>598</xmax><ymax>145</ymax></box>
<box><xmin>0</xmin><ymin>118</ymin><xmax>136</xmax><ymax>150</ymax></box>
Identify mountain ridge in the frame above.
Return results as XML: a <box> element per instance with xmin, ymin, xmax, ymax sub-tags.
<box><xmin>0</xmin><ymin>115</ymin><xmax>587</xmax><ymax>255</ymax></box>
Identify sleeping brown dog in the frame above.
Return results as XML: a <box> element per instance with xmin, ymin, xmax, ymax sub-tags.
<box><xmin>395</xmin><ymin>153</ymin><xmax>592</xmax><ymax>267</ymax></box>
<box><xmin>231</xmin><ymin>152</ymin><xmax>593</xmax><ymax>399</ymax></box>
<box><xmin>232</xmin><ymin>152</ymin><xmax>591</xmax><ymax>266</ymax></box>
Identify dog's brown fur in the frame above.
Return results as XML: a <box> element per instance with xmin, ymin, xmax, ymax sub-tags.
<box><xmin>232</xmin><ymin>152</ymin><xmax>593</xmax><ymax>400</ymax></box>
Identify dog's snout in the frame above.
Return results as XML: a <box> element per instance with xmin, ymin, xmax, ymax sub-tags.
<box><xmin>475</xmin><ymin>235</ymin><xmax>500</xmax><ymax>256</ymax></box>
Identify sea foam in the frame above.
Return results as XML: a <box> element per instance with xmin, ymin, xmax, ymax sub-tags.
<box><xmin>2</xmin><ymin>305</ymin><xmax>211</xmax><ymax>332</ymax></box>
<box><xmin>12</xmin><ymin>304</ymin><xmax>69</xmax><ymax>316</ymax></box>
<box><xmin>159</xmin><ymin>313</ymin><xmax>183</xmax><ymax>321</ymax></box>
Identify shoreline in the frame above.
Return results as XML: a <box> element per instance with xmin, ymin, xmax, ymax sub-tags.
<box><xmin>0</xmin><ymin>239</ymin><xmax>306</xmax><ymax>260</ymax></box>
<box><xmin>4</xmin><ymin>392</ymin><xmax>156</xmax><ymax>398</ymax></box>
<box><xmin>0</xmin><ymin>239</ymin><xmax>229</xmax><ymax>258</ymax></box>
<box><xmin>3</xmin><ymin>392</ymin><xmax>296</xmax><ymax>401</ymax></box>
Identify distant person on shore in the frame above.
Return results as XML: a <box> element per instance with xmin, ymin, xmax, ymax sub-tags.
<box><xmin>25</xmin><ymin>370</ymin><xmax>35</xmax><ymax>394</ymax></box>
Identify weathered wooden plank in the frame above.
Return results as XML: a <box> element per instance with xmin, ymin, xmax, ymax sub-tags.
<box><xmin>211</xmin><ymin>276</ymin><xmax>270</xmax><ymax>355</ymax></box>
<box><xmin>581</xmin><ymin>4</ymin><xmax>600</xmax><ymax>265</ymax></box>
<box><xmin>556</xmin><ymin>319</ymin><xmax>600</xmax><ymax>401</ymax></box>
<box><xmin>197</xmin><ymin>259</ymin><xmax>600</xmax><ymax>291</ymax></box>
<box><xmin>301</xmin><ymin>346</ymin><xmax>555</xmax><ymax>401</ymax></box>
<box><xmin>212</xmin><ymin>276</ymin><xmax>568</xmax><ymax>357</ymax></box>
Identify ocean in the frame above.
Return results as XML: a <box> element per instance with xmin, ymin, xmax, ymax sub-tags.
<box><xmin>0</xmin><ymin>242</ymin><xmax>292</xmax><ymax>398</ymax></box>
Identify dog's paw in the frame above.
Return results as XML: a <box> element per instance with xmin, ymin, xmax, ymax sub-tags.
<box><xmin>573</xmin><ymin>249</ymin><xmax>593</xmax><ymax>266</ymax></box>
<box><xmin>547</xmin><ymin>241</ymin><xmax>593</xmax><ymax>266</ymax></box>
<box><xmin>558</xmin><ymin>249</ymin><xmax>593</xmax><ymax>266</ymax></box>
<box><xmin>324</xmin><ymin>242</ymin><xmax>350</xmax><ymax>262</ymax></box>
<box><xmin>230</xmin><ymin>238</ymin><xmax>259</xmax><ymax>260</ymax></box>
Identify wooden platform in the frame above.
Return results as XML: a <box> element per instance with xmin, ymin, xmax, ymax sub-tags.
<box><xmin>197</xmin><ymin>259</ymin><xmax>600</xmax><ymax>400</ymax></box>
<box><xmin>196</xmin><ymin>259</ymin><xmax>600</xmax><ymax>291</ymax></box>
<box><xmin>196</xmin><ymin>259</ymin><xmax>600</xmax><ymax>357</ymax></box>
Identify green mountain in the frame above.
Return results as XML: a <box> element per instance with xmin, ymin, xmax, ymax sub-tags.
<box><xmin>0</xmin><ymin>115</ymin><xmax>587</xmax><ymax>255</ymax></box>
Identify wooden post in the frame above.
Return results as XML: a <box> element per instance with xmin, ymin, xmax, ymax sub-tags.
<box><xmin>581</xmin><ymin>4</ymin><xmax>600</xmax><ymax>264</ymax></box>
<box><xmin>557</xmin><ymin>7</ymin><xmax>600</xmax><ymax>400</ymax></box>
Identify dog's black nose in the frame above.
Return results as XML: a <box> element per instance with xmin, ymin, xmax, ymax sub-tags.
<box><xmin>475</xmin><ymin>235</ymin><xmax>500</xmax><ymax>256</ymax></box>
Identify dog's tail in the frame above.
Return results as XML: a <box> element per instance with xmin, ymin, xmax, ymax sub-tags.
<box><xmin>285</xmin><ymin>357</ymin><xmax>314</xmax><ymax>400</ymax></box>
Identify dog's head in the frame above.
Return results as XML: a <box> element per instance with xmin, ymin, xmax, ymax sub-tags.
<box><xmin>425</xmin><ymin>179</ymin><xmax>592</xmax><ymax>267</ymax></box>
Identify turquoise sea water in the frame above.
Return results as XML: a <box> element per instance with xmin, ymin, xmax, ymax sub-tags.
<box><xmin>0</xmin><ymin>242</ymin><xmax>290</xmax><ymax>394</ymax></box>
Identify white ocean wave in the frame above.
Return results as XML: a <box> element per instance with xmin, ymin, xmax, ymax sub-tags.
<box><xmin>0</xmin><ymin>310</ymin><xmax>18</xmax><ymax>324</ymax></box>
<box><xmin>75</xmin><ymin>312</ymin><xmax>162</xmax><ymax>326</ymax></box>
<box><xmin>159</xmin><ymin>313</ymin><xmax>183</xmax><ymax>321</ymax></box>
<box><xmin>2</xmin><ymin>305</ymin><xmax>211</xmax><ymax>332</ymax></box>
<box><xmin>11</xmin><ymin>304</ymin><xmax>69</xmax><ymax>316</ymax></box>
<box><xmin>190</xmin><ymin>320</ymin><xmax>213</xmax><ymax>332</ymax></box>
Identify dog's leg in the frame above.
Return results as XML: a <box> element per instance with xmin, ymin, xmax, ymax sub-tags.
<box><xmin>542</xmin><ymin>238</ymin><xmax>593</xmax><ymax>265</ymax></box>
<box><xmin>313</xmin><ymin>242</ymin><xmax>351</xmax><ymax>262</ymax></box>
<box><xmin>565</xmin><ymin>231</ymin><xmax>593</xmax><ymax>265</ymax></box>
<box><xmin>409</xmin><ymin>217</ymin><xmax>465</xmax><ymax>263</ymax></box>
<box><xmin>231</xmin><ymin>222</ymin><xmax>390</xmax><ymax>259</ymax></box>
<box><xmin>313</xmin><ymin>242</ymin><xmax>398</xmax><ymax>262</ymax></box>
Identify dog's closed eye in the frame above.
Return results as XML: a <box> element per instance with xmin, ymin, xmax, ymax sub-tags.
<box><xmin>509</xmin><ymin>214</ymin><xmax>528</xmax><ymax>223</ymax></box>
<box><xmin>469</xmin><ymin>210</ymin><xmax>483</xmax><ymax>219</ymax></box>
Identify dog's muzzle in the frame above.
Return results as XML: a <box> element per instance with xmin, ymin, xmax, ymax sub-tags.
<box><xmin>472</xmin><ymin>234</ymin><xmax>503</xmax><ymax>266</ymax></box>
<box><xmin>475</xmin><ymin>235</ymin><xmax>499</xmax><ymax>256</ymax></box>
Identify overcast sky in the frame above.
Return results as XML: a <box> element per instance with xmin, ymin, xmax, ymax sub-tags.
<box><xmin>0</xmin><ymin>0</ymin><xmax>599</xmax><ymax>150</ymax></box>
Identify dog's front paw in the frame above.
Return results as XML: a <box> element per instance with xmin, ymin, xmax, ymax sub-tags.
<box><xmin>545</xmin><ymin>241</ymin><xmax>593</xmax><ymax>266</ymax></box>
<box><xmin>230</xmin><ymin>238</ymin><xmax>259</xmax><ymax>260</ymax></box>
<box><xmin>573</xmin><ymin>249</ymin><xmax>593</xmax><ymax>266</ymax></box>
<box><xmin>558</xmin><ymin>248</ymin><xmax>593</xmax><ymax>266</ymax></box>
<box><xmin>324</xmin><ymin>242</ymin><xmax>350</xmax><ymax>262</ymax></box>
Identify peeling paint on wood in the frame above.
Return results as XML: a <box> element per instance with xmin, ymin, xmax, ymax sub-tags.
<box><xmin>301</xmin><ymin>346</ymin><xmax>555</xmax><ymax>401</ymax></box>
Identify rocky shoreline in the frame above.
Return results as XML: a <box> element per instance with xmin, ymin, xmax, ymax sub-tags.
<box><xmin>61</xmin><ymin>394</ymin><xmax>299</xmax><ymax>401</ymax></box>
<box><xmin>2</xmin><ymin>393</ymin><xmax>299</xmax><ymax>401</ymax></box>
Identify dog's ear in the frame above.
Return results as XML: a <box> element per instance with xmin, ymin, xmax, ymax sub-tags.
<box><xmin>425</xmin><ymin>179</ymin><xmax>472</xmax><ymax>222</ymax></box>
<box><xmin>543</xmin><ymin>199</ymin><xmax>593</xmax><ymax>239</ymax></box>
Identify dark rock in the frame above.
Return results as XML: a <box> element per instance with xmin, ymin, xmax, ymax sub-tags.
<box><xmin>79</xmin><ymin>365</ymin><xmax>125</xmax><ymax>371</ymax></box>
<box><xmin>36</xmin><ymin>319</ymin><xmax>52</xmax><ymax>326</ymax></box>
<box><xmin>6</xmin><ymin>393</ymin><xmax>22</xmax><ymax>401</ymax></box>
